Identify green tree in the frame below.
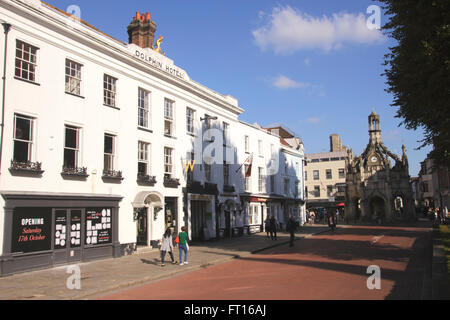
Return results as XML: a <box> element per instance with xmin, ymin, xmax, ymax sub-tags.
<box><xmin>379</xmin><ymin>0</ymin><xmax>450</xmax><ymax>168</ymax></box>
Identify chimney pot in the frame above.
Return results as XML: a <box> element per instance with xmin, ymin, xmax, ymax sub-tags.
<box><xmin>128</xmin><ymin>11</ymin><xmax>157</xmax><ymax>49</ymax></box>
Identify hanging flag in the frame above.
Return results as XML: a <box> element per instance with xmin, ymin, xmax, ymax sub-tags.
<box><xmin>245</xmin><ymin>154</ymin><xmax>253</xmax><ymax>178</ymax></box>
<box><xmin>236</xmin><ymin>153</ymin><xmax>253</xmax><ymax>175</ymax></box>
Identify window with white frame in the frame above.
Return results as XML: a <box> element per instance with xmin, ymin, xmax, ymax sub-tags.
<box><xmin>104</xmin><ymin>134</ymin><xmax>116</xmax><ymax>172</ymax></box>
<box><xmin>305</xmin><ymin>171</ymin><xmax>308</xmax><ymax>181</ymax></box>
<box><xmin>270</xmin><ymin>144</ymin><xmax>275</xmax><ymax>159</ymax></box>
<box><xmin>326</xmin><ymin>169</ymin><xmax>332</xmax><ymax>179</ymax></box>
<box><xmin>186</xmin><ymin>107</ymin><xmax>195</xmax><ymax>134</ymax></box>
<box><xmin>223</xmin><ymin>122</ymin><xmax>229</xmax><ymax>146</ymax></box>
<box><xmin>15</xmin><ymin>40</ymin><xmax>38</xmax><ymax>82</ymax></box>
<box><xmin>64</xmin><ymin>125</ymin><xmax>80</xmax><ymax>169</ymax></box>
<box><xmin>164</xmin><ymin>99</ymin><xmax>174</xmax><ymax>136</ymax></box>
<box><xmin>313</xmin><ymin>170</ymin><xmax>320</xmax><ymax>180</ymax></box>
<box><xmin>245</xmin><ymin>135</ymin><xmax>249</xmax><ymax>153</ymax></box>
<box><xmin>258</xmin><ymin>140</ymin><xmax>263</xmax><ymax>156</ymax></box>
<box><xmin>339</xmin><ymin>168</ymin><xmax>345</xmax><ymax>179</ymax></box>
<box><xmin>104</xmin><ymin>74</ymin><xmax>117</xmax><ymax>107</ymax></box>
<box><xmin>65</xmin><ymin>59</ymin><xmax>82</xmax><ymax>96</ymax></box>
<box><xmin>164</xmin><ymin>147</ymin><xmax>174</xmax><ymax>179</ymax></box>
<box><xmin>244</xmin><ymin>165</ymin><xmax>251</xmax><ymax>191</ymax></box>
<box><xmin>258</xmin><ymin>167</ymin><xmax>265</xmax><ymax>193</ymax></box>
<box><xmin>138</xmin><ymin>88</ymin><xmax>150</xmax><ymax>128</ymax></box>
<box><xmin>13</xmin><ymin>114</ymin><xmax>34</xmax><ymax>163</ymax></box>
<box><xmin>138</xmin><ymin>141</ymin><xmax>150</xmax><ymax>176</ymax></box>
<box><xmin>249</xmin><ymin>205</ymin><xmax>260</xmax><ymax>225</ymax></box>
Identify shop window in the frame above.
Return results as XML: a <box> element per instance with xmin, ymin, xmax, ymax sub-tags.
<box><xmin>85</xmin><ymin>208</ymin><xmax>112</xmax><ymax>245</ymax></box>
<box><xmin>11</xmin><ymin>207</ymin><xmax>52</xmax><ymax>254</ymax></box>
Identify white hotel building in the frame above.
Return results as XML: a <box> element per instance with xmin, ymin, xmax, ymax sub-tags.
<box><xmin>0</xmin><ymin>0</ymin><xmax>305</xmax><ymax>275</ymax></box>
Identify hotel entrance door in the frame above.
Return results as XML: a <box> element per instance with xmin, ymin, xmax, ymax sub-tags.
<box><xmin>136</xmin><ymin>208</ymin><xmax>148</xmax><ymax>246</ymax></box>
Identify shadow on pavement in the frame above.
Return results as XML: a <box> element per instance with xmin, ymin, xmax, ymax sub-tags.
<box><xmin>140</xmin><ymin>258</ymin><xmax>160</xmax><ymax>266</ymax></box>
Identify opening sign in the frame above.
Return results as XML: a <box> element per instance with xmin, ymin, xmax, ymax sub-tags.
<box><xmin>11</xmin><ymin>208</ymin><xmax>52</xmax><ymax>253</ymax></box>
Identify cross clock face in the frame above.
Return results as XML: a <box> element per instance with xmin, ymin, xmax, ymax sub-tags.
<box><xmin>370</xmin><ymin>156</ymin><xmax>378</xmax><ymax>164</ymax></box>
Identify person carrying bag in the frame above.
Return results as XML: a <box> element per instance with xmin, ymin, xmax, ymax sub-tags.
<box><xmin>178</xmin><ymin>226</ymin><xmax>189</xmax><ymax>265</ymax></box>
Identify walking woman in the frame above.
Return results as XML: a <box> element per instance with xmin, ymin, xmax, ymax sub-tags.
<box><xmin>178</xmin><ymin>226</ymin><xmax>189</xmax><ymax>265</ymax></box>
<box><xmin>160</xmin><ymin>228</ymin><xmax>177</xmax><ymax>266</ymax></box>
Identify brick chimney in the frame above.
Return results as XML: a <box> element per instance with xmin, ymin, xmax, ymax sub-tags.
<box><xmin>127</xmin><ymin>12</ymin><xmax>157</xmax><ymax>49</ymax></box>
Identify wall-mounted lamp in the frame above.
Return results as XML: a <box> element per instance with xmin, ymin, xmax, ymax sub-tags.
<box><xmin>200</xmin><ymin>115</ymin><xmax>218</xmax><ymax>122</ymax></box>
<box><xmin>154</xmin><ymin>206</ymin><xmax>163</xmax><ymax>221</ymax></box>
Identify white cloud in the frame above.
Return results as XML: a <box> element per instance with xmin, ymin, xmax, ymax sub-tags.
<box><xmin>304</xmin><ymin>58</ymin><xmax>311</xmax><ymax>66</ymax></box>
<box><xmin>307</xmin><ymin>117</ymin><xmax>321</xmax><ymax>124</ymax></box>
<box><xmin>271</xmin><ymin>75</ymin><xmax>326</xmax><ymax>96</ymax></box>
<box><xmin>252</xmin><ymin>6</ymin><xmax>385</xmax><ymax>54</ymax></box>
<box><xmin>273</xmin><ymin>75</ymin><xmax>309</xmax><ymax>89</ymax></box>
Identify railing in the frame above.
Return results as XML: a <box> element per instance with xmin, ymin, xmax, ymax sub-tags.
<box><xmin>61</xmin><ymin>166</ymin><xmax>88</xmax><ymax>177</ymax></box>
<box><xmin>10</xmin><ymin>160</ymin><xmax>44</xmax><ymax>173</ymax></box>
<box><xmin>137</xmin><ymin>173</ymin><xmax>157</xmax><ymax>185</ymax></box>
<box><xmin>163</xmin><ymin>176</ymin><xmax>180</xmax><ymax>188</ymax></box>
<box><xmin>102</xmin><ymin>170</ymin><xmax>123</xmax><ymax>180</ymax></box>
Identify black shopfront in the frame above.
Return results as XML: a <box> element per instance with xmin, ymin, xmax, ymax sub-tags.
<box><xmin>1</xmin><ymin>192</ymin><xmax>122</xmax><ymax>276</ymax></box>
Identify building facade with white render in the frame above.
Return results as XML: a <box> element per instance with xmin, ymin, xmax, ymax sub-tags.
<box><xmin>0</xmin><ymin>0</ymin><xmax>305</xmax><ymax>275</ymax></box>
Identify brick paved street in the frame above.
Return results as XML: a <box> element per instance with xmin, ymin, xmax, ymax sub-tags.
<box><xmin>100</xmin><ymin>222</ymin><xmax>435</xmax><ymax>300</ymax></box>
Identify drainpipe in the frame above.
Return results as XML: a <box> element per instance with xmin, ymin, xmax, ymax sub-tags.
<box><xmin>0</xmin><ymin>22</ymin><xmax>12</xmax><ymax>175</ymax></box>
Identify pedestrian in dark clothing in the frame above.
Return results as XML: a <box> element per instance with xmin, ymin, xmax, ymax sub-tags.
<box><xmin>269</xmin><ymin>216</ymin><xmax>277</xmax><ymax>240</ymax></box>
<box><xmin>328</xmin><ymin>213</ymin><xmax>336</xmax><ymax>232</ymax></box>
<box><xmin>264</xmin><ymin>217</ymin><xmax>271</xmax><ymax>238</ymax></box>
<box><xmin>286</xmin><ymin>216</ymin><xmax>296</xmax><ymax>247</ymax></box>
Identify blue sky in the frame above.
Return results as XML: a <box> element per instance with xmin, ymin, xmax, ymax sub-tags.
<box><xmin>47</xmin><ymin>0</ymin><xmax>431</xmax><ymax>176</ymax></box>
